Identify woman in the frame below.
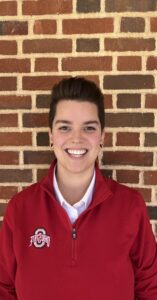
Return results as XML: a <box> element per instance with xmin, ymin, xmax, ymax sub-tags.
<box><xmin>0</xmin><ymin>77</ymin><xmax>157</xmax><ymax>300</ymax></box>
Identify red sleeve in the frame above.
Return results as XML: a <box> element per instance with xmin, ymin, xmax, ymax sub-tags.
<box><xmin>130</xmin><ymin>195</ymin><xmax>157</xmax><ymax>300</ymax></box>
<box><xmin>0</xmin><ymin>200</ymin><xmax>18</xmax><ymax>300</ymax></box>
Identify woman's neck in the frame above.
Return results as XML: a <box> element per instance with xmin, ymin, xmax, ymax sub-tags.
<box><xmin>55</xmin><ymin>166</ymin><xmax>95</xmax><ymax>205</ymax></box>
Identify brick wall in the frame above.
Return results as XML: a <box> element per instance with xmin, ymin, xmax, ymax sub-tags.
<box><xmin>0</xmin><ymin>0</ymin><xmax>157</xmax><ymax>238</ymax></box>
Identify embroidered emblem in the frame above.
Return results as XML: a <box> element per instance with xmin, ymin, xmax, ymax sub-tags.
<box><xmin>30</xmin><ymin>228</ymin><xmax>51</xmax><ymax>248</ymax></box>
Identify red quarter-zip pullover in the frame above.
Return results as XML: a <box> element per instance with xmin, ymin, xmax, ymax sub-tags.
<box><xmin>0</xmin><ymin>160</ymin><xmax>157</xmax><ymax>300</ymax></box>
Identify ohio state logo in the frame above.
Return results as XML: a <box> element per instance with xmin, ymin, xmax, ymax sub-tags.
<box><xmin>29</xmin><ymin>228</ymin><xmax>51</xmax><ymax>248</ymax></box>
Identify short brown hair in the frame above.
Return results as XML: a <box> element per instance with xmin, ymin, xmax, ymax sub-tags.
<box><xmin>49</xmin><ymin>77</ymin><xmax>105</xmax><ymax>131</ymax></box>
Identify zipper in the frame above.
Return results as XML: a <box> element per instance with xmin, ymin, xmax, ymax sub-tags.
<box><xmin>72</xmin><ymin>227</ymin><xmax>77</xmax><ymax>239</ymax></box>
<box><xmin>71</xmin><ymin>227</ymin><xmax>77</xmax><ymax>265</ymax></box>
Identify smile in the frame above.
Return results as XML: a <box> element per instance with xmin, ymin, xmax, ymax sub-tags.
<box><xmin>65</xmin><ymin>149</ymin><xmax>88</xmax><ymax>157</ymax></box>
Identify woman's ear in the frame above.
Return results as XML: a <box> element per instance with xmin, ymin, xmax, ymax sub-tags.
<box><xmin>49</xmin><ymin>128</ymin><xmax>53</xmax><ymax>146</ymax></box>
<box><xmin>100</xmin><ymin>128</ymin><xmax>105</xmax><ymax>145</ymax></box>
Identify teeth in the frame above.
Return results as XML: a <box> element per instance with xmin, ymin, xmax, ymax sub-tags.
<box><xmin>66</xmin><ymin>149</ymin><xmax>87</xmax><ymax>155</ymax></box>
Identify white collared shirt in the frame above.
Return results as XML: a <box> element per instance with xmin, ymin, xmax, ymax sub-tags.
<box><xmin>53</xmin><ymin>168</ymin><xmax>95</xmax><ymax>224</ymax></box>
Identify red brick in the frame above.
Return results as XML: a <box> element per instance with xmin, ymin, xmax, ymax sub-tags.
<box><xmin>84</xmin><ymin>76</ymin><xmax>99</xmax><ymax>86</ymax></box>
<box><xmin>36</xmin><ymin>95</ymin><xmax>51</xmax><ymax>109</ymax></box>
<box><xmin>24</xmin><ymin>151</ymin><xmax>54</xmax><ymax>164</ymax></box>
<box><xmin>0</xmin><ymin>169</ymin><xmax>32</xmax><ymax>183</ymax></box>
<box><xmin>0</xmin><ymin>114</ymin><xmax>18</xmax><ymax>127</ymax></box>
<box><xmin>0</xmin><ymin>132</ymin><xmax>32</xmax><ymax>146</ymax></box>
<box><xmin>22</xmin><ymin>75</ymin><xmax>99</xmax><ymax>92</ymax></box>
<box><xmin>105</xmin><ymin>0</ymin><xmax>157</xmax><ymax>12</ymax></box>
<box><xmin>23</xmin><ymin>76</ymin><xmax>67</xmax><ymax>91</ymax></box>
<box><xmin>102</xmin><ymin>151</ymin><xmax>153</xmax><ymax>166</ymax></box>
<box><xmin>0</xmin><ymin>95</ymin><xmax>31</xmax><ymax>109</ymax></box>
<box><xmin>0</xmin><ymin>21</ymin><xmax>28</xmax><ymax>35</ymax></box>
<box><xmin>62</xmin><ymin>57</ymin><xmax>112</xmax><ymax>71</ymax></box>
<box><xmin>63</xmin><ymin>18</ymin><xmax>113</xmax><ymax>34</ymax></box>
<box><xmin>23</xmin><ymin>113</ymin><xmax>48</xmax><ymax>128</ymax></box>
<box><xmin>0</xmin><ymin>77</ymin><xmax>17</xmax><ymax>91</ymax></box>
<box><xmin>103</xmin><ymin>132</ymin><xmax>113</xmax><ymax>147</ymax></box>
<box><xmin>0</xmin><ymin>1</ymin><xmax>17</xmax><ymax>16</ymax></box>
<box><xmin>0</xmin><ymin>59</ymin><xmax>30</xmax><ymax>73</ymax></box>
<box><xmin>77</xmin><ymin>0</ymin><xmax>100</xmax><ymax>12</ymax></box>
<box><xmin>0</xmin><ymin>186</ymin><xmax>18</xmax><ymax>199</ymax></box>
<box><xmin>23</xmin><ymin>39</ymin><xmax>72</xmax><ymax>53</ymax></box>
<box><xmin>0</xmin><ymin>41</ymin><xmax>17</xmax><ymax>55</ymax></box>
<box><xmin>103</xmin><ymin>94</ymin><xmax>113</xmax><ymax>109</ymax></box>
<box><xmin>117</xmin><ymin>94</ymin><xmax>141</xmax><ymax>109</ymax></box>
<box><xmin>76</xmin><ymin>38</ymin><xmax>99</xmax><ymax>52</ymax></box>
<box><xmin>144</xmin><ymin>171</ymin><xmax>157</xmax><ymax>185</ymax></box>
<box><xmin>0</xmin><ymin>203</ymin><xmax>7</xmax><ymax>217</ymax></box>
<box><xmin>116</xmin><ymin>132</ymin><xmax>140</xmax><ymax>146</ymax></box>
<box><xmin>116</xmin><ymin>170</ymin><xmax>139</xmax><ymax>183</ymax></box>
<box><xmin>37</xmin><ymin>169</ymin><xmax>48</xmax><ymax>181</ymax></box>
<box><xmin>105</xmin><ymin>38</ymin><xmax>155</xmax><ymax>51</ymax></box>
<box><xmin>35</xmin><ymin>58</ymin><xmax>58</xmax><ymax>72</ymax></box>
<box><xmin>117</xmin><ymin>56</ymin><xmax>141</xmax><ymax>71</ymax></box>
<box><xmin>22</xmin><ymin>0</ymin><xmax>72</xmax><ymax>15</ymax></box>
<box><xmin>103</xmin><ymin>75</ymin><xmax>155</xmax><ymax>90</ymax></box>
<box><xmin>106</xmin><ymin>113</ymin><xmax>154</xmax><ymax>128</ymax></box>
<box><xmin>147</xmin><ymin>207</ymin><xmax>157</xmax><ymax>219</ymax></box>
<box><xmin>37</xmin><ymin>132</ymin><xmax>49</xmax><ymax>146</ymax></box>
<box><xmin>0</xmin><ymin>151</ymin><xmax>19</xmax><ymax>165</ymax></box>
<box><xmin>144</xmin><ymin>133</ymin><xmax>157</xmax><ymax>147</ymax></box>
<box><xmin>147</xmin><ymin>56</ymin><xmax>157</xmax><ymax>70</ymax></box>
<box><xmin>34</xmin><ymin>20</ymin><xmax>57</xmax><ymax>34</ymax></box>
<box><xmin>121</xmin><ymin>17</ymin><xmax>145</xmax><ymax>32</ymax></box>
<box><xmin>145</xmin><ymin>94</ymin><xmax>157</xmax><ymax>109</ymax></box>
<box><xmin>135</xmin><ymin>188</ymin><xmax>152</xmax><ymax>203</ymax></box>
<box><xmin>150</xmin><ymin>17</ymin><xmax>157</xmax><ymax>32</ymax></box>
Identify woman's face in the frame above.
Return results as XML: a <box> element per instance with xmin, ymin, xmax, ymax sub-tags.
<box><xmin>49</xmin><ymin>100</ymin><xmax>105</xmax><ymax>176</ymax></box>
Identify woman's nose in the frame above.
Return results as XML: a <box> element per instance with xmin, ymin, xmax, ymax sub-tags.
<box><xmin>71</xmin><ymin>130</ymin><xmax>83</xmax><ymax>143</ymax></box>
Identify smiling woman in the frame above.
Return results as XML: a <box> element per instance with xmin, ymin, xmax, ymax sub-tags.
<box><xmin>0</xmin><ymin>77</ymin><xmax>157</xmax><ymax>300</ymax></box>
<box><xmin>49</xmin><ymin>100</ymin><xmax>104</xmax><ymax>204</ymax></box>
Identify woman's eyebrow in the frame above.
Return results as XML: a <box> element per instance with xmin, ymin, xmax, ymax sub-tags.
<box><xmin>54</xmin><ymin>120</ymin><xmax>99</xmax><ymax>125</ymax></box>
<box><xmin>83</xmin><ymin>121</ymin><xmax>99</xmax><ymax>125</ymax></box>
<box><xmin>54</xmin><ymin>120</ymin><xmax>72</xmax><ymax>124</ymax></box>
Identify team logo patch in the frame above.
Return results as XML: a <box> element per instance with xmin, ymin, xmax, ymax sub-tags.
<box><xmin>29</xmin><ymin>228</ymin><xmax>51</xmax><ymax>248</ymax></box>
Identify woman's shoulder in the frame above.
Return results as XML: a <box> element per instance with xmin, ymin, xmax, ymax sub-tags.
<box><xmin>8</xmin><ymin>181</ymin><xmax>42</xmax><ymax>208</ymax></box>
<box><xmin>103</xmin><ymin>173</ymin><xmax>146</xmax><ymax>210</ymax></box>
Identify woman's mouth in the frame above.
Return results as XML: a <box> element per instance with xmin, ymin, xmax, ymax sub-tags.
<box><xmin>65</xmin><ymin>148</ymin><xmax>88</xmax><ymax>158</ymax></box>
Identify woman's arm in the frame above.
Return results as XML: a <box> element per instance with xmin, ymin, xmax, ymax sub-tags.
<box><xmin>130</xmin><ymin>196</ymin><xmax>157</xmax><ymax>300</ymax></box>
<box><xmin>0</xmin><ymin>202</ymin><xmax>18</xmax><ymax>300</ymax></box>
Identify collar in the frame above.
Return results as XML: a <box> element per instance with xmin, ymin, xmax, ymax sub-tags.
<box><xmin>53</xmin><ymin>165</ymin><xmax>96</xmax><ymax>209</ymax></box>
<box><xmin>41</xmin><ymin>159</ymin><xmax>113</xmax><ymax>209</ymax></box>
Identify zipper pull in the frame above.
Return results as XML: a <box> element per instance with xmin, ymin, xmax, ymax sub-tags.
<box><xmin>72</xmin><ymin>228</ymin><xmax>77</xmax><ymax>239</ymax></box>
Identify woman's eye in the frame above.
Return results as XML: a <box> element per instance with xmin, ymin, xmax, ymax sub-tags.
<box><xmin>84</xmin><ymin>126</ymin><xmax>96</xmax><ymax>132</ymax></box>
<box><xmin>58</xmin><ymin>126</ymin><xmax>70</xmax><ymax>132</ymax></box>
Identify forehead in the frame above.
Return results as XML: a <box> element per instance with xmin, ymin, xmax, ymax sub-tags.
<box><xmin>54</xmin><ymin>100</ymin><xmax>99</xmax><ymax>120</ymax></box>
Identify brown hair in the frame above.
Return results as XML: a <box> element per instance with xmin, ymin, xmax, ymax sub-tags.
<box><xmin>49</xmin><ymin>77</ymin><xmax>105</xmax><ymax>131</ymax></box>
